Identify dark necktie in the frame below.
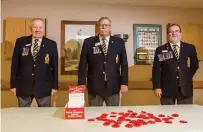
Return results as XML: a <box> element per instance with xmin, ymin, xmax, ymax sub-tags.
<box><xmin>173</xmin><ymin>44</ymin><xmax>179</xmax><ymax>59</ymax></box>
<box><xmin>33</xmin><ymin>39</ymin><xmax>39</xmax><ymax>61</ymax></box>
<box><xmin>101</xmin><ymin>38</ymin><xmax>107</xmax><ymax>55</ymax></box>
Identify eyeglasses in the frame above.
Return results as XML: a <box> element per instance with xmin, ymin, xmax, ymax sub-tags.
<box><xmin>168</xmin><ymin>30</ymin><xmax>181</xmax><ymax>34</ymax></box>
<box><xmin>99</xmin><ymin>24</ymin><xmax>110</xmax><ymax>28</ymax></box>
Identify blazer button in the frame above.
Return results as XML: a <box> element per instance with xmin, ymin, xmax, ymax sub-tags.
<box><xmin>104</xmin><ymin>62</ymin><xmax>106</xmax><ymax>64</ymax></box>
<box><xmin>177</xmin><ymin>66</ymin><xmax>179</xmax><ymax>69</ymax></box>
<box><xmin>32</xmin><ymin>73</ymin><xmax>34</xmax><ymax>76</ymax></box>
<box><xmin>34</xmin><ymin>64</ymin><xmax>36</xmax><ymax>67</ymax></box>
<box><xmin>177</xmin><ymin>76</ymin><xmax>179</xmax><ymax>79</ymax></box>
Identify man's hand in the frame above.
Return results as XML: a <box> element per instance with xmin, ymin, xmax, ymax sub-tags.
<box><xmin>154</xmin><ymin>88</ymin><xmax>162</xmax><ymax>98</ymax></box>
<box><xmin>51</xmin><ymin>89</ymin><xmax>57</xmax><ymax>96</ymax></box>
<box><xmin>10</xmin><ymin>88</ymin><xmax>16</xmax><ymax>96</ymax></box>
<box><xmin>120</xmin><ymin>85</ymin><xmax>128</xmax><ymax>94</ymax></box>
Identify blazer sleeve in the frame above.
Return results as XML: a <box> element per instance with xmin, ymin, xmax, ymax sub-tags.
<box><xmin>190</xmin><ymin>44</ymin><xmax>199</xmax><ymax>77</ymax></box>
<box><xmin>152</xmin><ymin>47</ymin><xmax>161</xmax><ymax>89</ymax></box>
<box><xmin>78</xmin><ymin>39</ymin><xmax>88</xmax><ymax>85</ymax></box>
<box><xmin>51</xmin><ymin>41</ymin><xmax>59</xmax><ymax>89</ymax></box>
<box><xmin>120</xmin><ymin>40</ymin><xmax>128</xmax><ymax>86</ymax></box>
<box><xmin>10</xmin><ymin>38</ymin><xmax>21</xmax><ymax>88</ymax></box>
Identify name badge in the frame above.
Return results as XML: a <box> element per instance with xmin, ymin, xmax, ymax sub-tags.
<box><xmin>93</xmin><ymin>47</ymin><xmax>101</xmax><ymax>54</ymax></box>
<box><xmin>158</xmin><ymin>51</ymin><xmax>173</xmax><ymax>62</ymax></box>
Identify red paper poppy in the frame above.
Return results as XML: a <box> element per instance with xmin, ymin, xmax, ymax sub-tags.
<box><xmin>154</xmin><ymin>118</ymin><xmax>162</xmax><ymax>122</ymax></box>
<box><xmin>171</xmin><ymin>113</ymin><xmax>179</xmax><ymax>117</ymax></box>
<box><xmin>103</xmin><ymin>121</ymin><xmax>111</xmax><ymax>126</ymax></box>
<box><xmin>111</xmin><ymin>112</ymin><xmax>117</xmax><ymax>114</ymax></box>
<box><xmin>148</xmin><ymin>120</ymin><xmax>156</xmax><ymax>124</ymax></box>
<box><xmin>141</xmin><ymin>111</ymin><xmax>147</xmax><ymax>114</ymax></box>
<box><xmin>111</xmin><ymin>124</ymin><xmax>120</xmax><ymax>128</ymax></box>
<box><xmin>118</xmin><ymin>112</ymin><xmax>125</xmax><ymax>115</ymax></box>
<box><xmin>158</xmin><ymin>114</ymin><xmax>165</xmax><ymax>117</ymax></box>
<box><xmin>162</xmin><ymin>118</ymin><xmax>170</xmax><ymax>121</ymax></box>
<box><xmin>133</xmin><ymin>122</ymin><xmax>142</xmax><ymax>127</ymax></box>
<box><xmin>179</xmin><ymin>120</ymin><xmax>188</xmax><ymax>123</ymax></box>
<box><xmin>110</xmin><ymin>115</ymin><xmax>117</xmax><ymax>118</ymax></box>
<box><xmin>125</xmin><ymin>124</ymin><xmax>134</xmax><ymax>128</ymax></box>
<box><xmin>88</xmin><ymin>118</ymin><xmax>95</xmax><ymax>121</ymax></box>
<box><xmin>164</xmin><ymin>120</ymin><xmax>172</xmax><ymax>124</ymax></box>
<box><xmin>142</xmin><ymin>121</ymin><xmax>148</xmax><ymax>125</ymax></box>
<box><xmin>128</xmin><ymin>110</ymin><xmax>134</xmax><ymax>113</ymax></box>
<box><xmin>129</xmin><ymin>115</ymin><xmax>137</xmax><ymax>118</ymax></box>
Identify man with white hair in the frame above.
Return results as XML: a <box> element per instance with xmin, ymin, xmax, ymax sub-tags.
<box><xmin>10</xmin><ymin>18</ymin><xmax>58</xmax><ymax>107</ymax></box>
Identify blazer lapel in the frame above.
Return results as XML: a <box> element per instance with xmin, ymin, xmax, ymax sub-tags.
<box><xmin>36</xmin><ymin>36</ymin><xmax>46</xmax><ymax>61</ymax></box>
<box><xmin>179</xmin><ymin>41</ymin><xmax>184</xmax><ymax>62</ymax></box>
<box><xmin>106</xmin><ymin>36</ymin><xmax>113</xmax><ymax>58</ymax></box>
<box><xmin>25</xmin><ymin>35</ymin><xmax>32</xmax><ymax>57</ymax></box>
<box><xmin>166</xmin><ymin>43</ymin><xmax>178</xmax><ymax>61</ymax></box>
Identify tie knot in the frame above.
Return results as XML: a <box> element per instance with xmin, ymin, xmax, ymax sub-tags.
<box><xmin>34</xmin><ymin>39</ymin><xmax>39</xmax><ymax>43</ymax></box>
<box><xmin>173</xmin><ymin>44</ymin><xmax>178</xmax><ymax>47</ymax></box>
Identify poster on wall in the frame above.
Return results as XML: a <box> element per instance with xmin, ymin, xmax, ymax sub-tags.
<box><xmin>133</xmin><ymin>24</ymin><xmax>162</xmax><ymax>65</ymax></box>
<box><xmin>61</xmin><ymin>20</ymin><xmax>98</xmax><ymax>75</ymax></box>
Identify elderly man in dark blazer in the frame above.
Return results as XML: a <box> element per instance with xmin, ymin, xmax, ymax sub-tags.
<box><xmin>78</xmin><ymin>17</ymin><xmax>128</xmax><ymax>106</ymax></box>
<box><xmin>10</xmin><ymin>18</ymin><xmax>58</xmax><ymax>107</ymax></box>
<box><xmin>152</xmin><ymin>24</ymin><xmax>199</xmax><ymax>105</ymax></box>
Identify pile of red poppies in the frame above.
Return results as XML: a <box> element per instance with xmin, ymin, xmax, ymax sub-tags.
<box><xmin>87</xmin><ymin>110</ymin><xmax>188</xmax><ymax>128</ymax></box>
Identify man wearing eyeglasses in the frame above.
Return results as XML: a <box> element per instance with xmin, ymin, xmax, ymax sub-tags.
<box><xmin>152</xmin><ymin>24</ymin><xmax>199</xmax><ymax>105</ymax></box>
<box><xmin>78</xmin><ymin>17</ymin><xmax>128</xmax><ymax>106</ymax></box>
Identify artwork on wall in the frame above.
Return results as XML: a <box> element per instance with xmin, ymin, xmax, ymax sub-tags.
<box><xmin>133</xmin><ymin>24</ymin><xmax>162</xmax><ymax>65</ymax></box>
<box><xmin>61</xmin><ymin>20</ymin><xmax>98</xmax><ymax>75</ymax></box>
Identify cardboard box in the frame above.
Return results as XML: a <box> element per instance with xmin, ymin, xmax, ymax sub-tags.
<box><xmin>65</xmin><ymin>86</ymin><xmax>85</xmax><ymax>120</ymax></box>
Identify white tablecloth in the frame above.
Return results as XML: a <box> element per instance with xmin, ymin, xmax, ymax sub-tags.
<box><xmin>1</xmin><ymin>105</ymin><xmax>203</xmax><ymax>132</ymax></box>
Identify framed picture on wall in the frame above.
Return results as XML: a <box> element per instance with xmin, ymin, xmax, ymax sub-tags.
<box><xmin>61</xmin><ymin>20</ymin><xmax>98</xmax><ymax>75</ymax></box>
<box><xmin>133</xmin><ymin>24</ymin><xmax>162</xmax><ymax>65</ymax></box>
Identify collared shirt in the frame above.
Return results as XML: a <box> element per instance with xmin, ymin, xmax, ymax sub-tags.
<box><xmin>99</xmin><ymin>35</ymin><xmax>110</xmax><ymax>51</ymax></box>
<box><xmin>31</xmin><ymin>38</ymin><xmax>42</xmax><ymax>55</ymax></box>
<box><xmin>170</xmin><ymin>41</ymin><xmax>180</xmax><ymax>57</ymax></box>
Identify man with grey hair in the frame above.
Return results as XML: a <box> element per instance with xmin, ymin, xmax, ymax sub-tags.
<box><xmin>78</xmin><ymin>17</ymin><xmax>128</xmax><ymax>106</ymax></box>
<box><xmin>10</xmin><ymin>18</ymin><xmax>58</xmax><ymax>107</ymax></box>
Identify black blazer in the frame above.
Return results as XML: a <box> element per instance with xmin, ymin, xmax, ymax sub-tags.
<box><xmin>78</xmin><ymin>35</ymin><xmax>128</xmax><ymax>97</ymax></box>
<box><xmin>152</xmin><ymin>42</ymin><xmax>199</xmax><ymax>97</ymax></box>
<box><xmin>10</xmin><ymin>35</ymin><xmax>58</xmax><ymax>98</ymax></box>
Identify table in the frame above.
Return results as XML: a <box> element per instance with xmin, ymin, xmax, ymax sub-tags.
<box><xmin>1</xmin><ymin>105</ymin><xmax>203</xmax><ymax>132</ymax></box>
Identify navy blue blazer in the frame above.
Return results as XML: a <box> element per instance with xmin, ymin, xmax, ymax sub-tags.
<box><xmin>152</xmin><ymin>42</ymin><xmax>199</xmax><ymax>97</ymax></box>
<box><xmin>10</xmin><ymin>35</ymin><xmax>58</xmax><ymax>98</ymax></box>
<box><xmin>78</xmin><ymin>35</ymin><xmax>128</xmax><ymax>97</ymax></box>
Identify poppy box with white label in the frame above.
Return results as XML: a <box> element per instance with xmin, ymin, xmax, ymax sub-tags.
<box><xmin>65</xmin><ymin>86</ymin><xmax>85</xmax><ymax>120</ymax></box>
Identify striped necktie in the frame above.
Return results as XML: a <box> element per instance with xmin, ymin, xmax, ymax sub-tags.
<box><xmin>33</xmin><ymin>39</ymin><xmax>39</xmax><ymax>61</ymax></box>
<box><xmin>172</xmin><ymin>44</ymin><xmax>179</xmax><ymax>59</ymax></box>
<box><xmin>101</xmin><ymin>38</ymin><xmax>107</xmax><ymax>55</ymax></box>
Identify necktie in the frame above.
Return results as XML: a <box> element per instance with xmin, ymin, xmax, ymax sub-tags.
<box><xmin>173</xmin><ymin>44</ymin><xmax>179</xmax><ymax>59</ymax></box>
<box><xmin>33</xmin><ymin>39</ymin><xmax>39</xmax><ymax>61</ymax></box>
<box><xmin>101</xmin><ymin>38</ymin><xmax>107</xmax><ymax>55</ymax></box>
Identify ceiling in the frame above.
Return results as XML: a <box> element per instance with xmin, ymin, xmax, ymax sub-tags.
<box><xmin>2</xmin><ymin>0</ymin><xmax>203</xmax><ymax>9</ymax></box>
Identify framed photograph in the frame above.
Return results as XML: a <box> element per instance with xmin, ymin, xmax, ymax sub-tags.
<box><xmin>61</xmin><ymin>20</ymin><xmax>98</xmax><ymax>75</ymax></box>
<box><xmin>133</xmin><ymin>24</ymin><xmax>162</xmax><ymax>65</ymax></box>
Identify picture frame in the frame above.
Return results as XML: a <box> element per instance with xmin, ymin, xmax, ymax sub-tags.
<box><xmin>61</xmin><ymin>20</ymin><xmax>98</xmax><ymax>75</ymax></box>
<box><xmin>133</xmin><ymin>24</ymin><xmax>162</xmax><ymax>65</ymax></box>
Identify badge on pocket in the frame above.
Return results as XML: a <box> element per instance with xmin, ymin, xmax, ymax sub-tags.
<box><xmin>158</xmin><ymin>51</ymin><xmax>173</xmax><ymax>62</ymax></box>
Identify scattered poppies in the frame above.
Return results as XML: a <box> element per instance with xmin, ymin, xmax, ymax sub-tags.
<box><xmin>87</xmin><ymin>110</ymin><xmax>188</xmax><ymax>128</ymax></box>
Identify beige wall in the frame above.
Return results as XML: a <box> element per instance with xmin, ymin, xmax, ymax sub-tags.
<box><xmin>1</xmin><ymin>2</ymin><xmax>203</xmax><ymax>107</ymax></box>
<box><xmin>1</xmin><ymin>2</ymin><xmax>203</xmax><ymax>82</ymax></box>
